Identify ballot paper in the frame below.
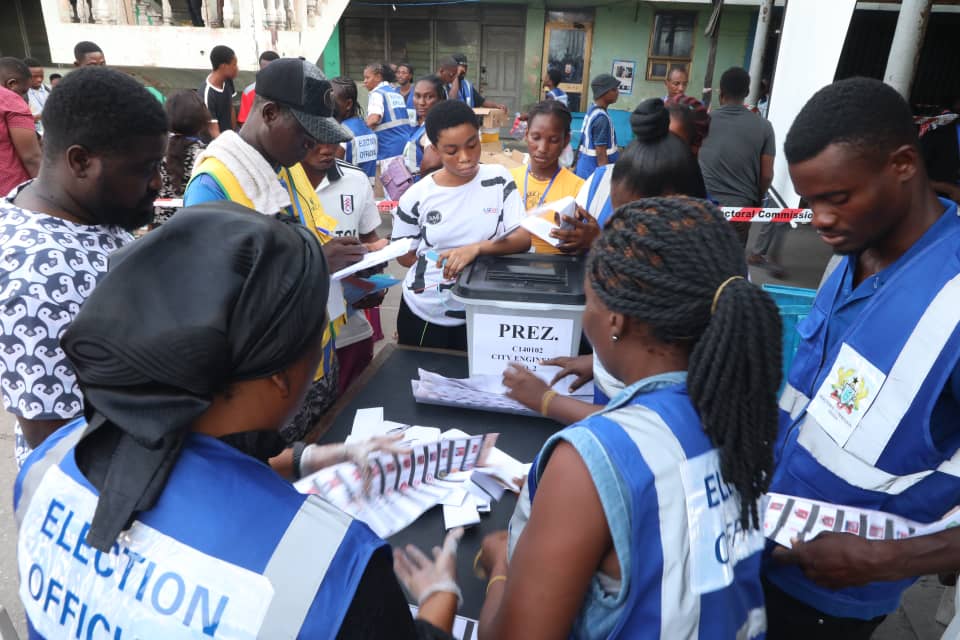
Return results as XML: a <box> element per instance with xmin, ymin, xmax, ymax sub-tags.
<box><xmin>295</xmin><ymin>431</ymin><xmax>500</xmax><ymax>538</ymax></box>
<box><xmin>331</xmin><ymin>239</ymin><xmax>414</xmax><ymax>280</ymax></box>
<box><xmin>411</xmin><ymin>368</ymin><xmax>591</xmax><ymax>417</ymax></box>
<box><xmin>763</xmin><ymin>492</ymin><xmax>960</xmax><ymax>549</ymax></box>
<box><xmin>408</xmin><ymin>606</ymin><xmax>479</xmax><ymax>640</ymax></box>
<box><xmin>494</xmin><ymin>195</ymin><xmax>577</xmax><ymax>242</ymax></box>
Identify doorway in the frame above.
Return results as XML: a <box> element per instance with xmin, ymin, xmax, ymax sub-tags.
<box><xmin>541</xmin><ymin>13</ymin><xmax>594</xmax><ymax>112</ymax></box>
<box><xmin>481</xmin><ymin>25</ymin><xmax>524</xmax><ymax>113</ymax></box>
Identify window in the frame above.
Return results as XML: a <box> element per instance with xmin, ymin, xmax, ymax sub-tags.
<box><xmin>646</xmin><ymin>11</ymin><xmax>696</xmax><ymax>81</ymax></box>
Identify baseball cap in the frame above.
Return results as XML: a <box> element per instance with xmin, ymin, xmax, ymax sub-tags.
<box><xmin>591</xmin><ymin>73</ymin><xmax>619</xmax><ymax>97</ymax></box>
<box><xmin>255</xmin><ymin>58</ymin><xmax>353</xmax><ymax>144</ymax></box>
<box><xmin>453</xmin><ymin>53</ymin><xmax>468</xmax><ymax>66</ymax></box>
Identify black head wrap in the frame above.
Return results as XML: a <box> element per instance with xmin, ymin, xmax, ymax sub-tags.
<box><xmin>61</xmin><ymin>201</ymin><xmax>330</xmax><ymax>552</ymax></box>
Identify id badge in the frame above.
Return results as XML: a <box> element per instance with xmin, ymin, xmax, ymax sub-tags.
<box><xmin>805</xmin><ymin>343</ymin><xmax>886</xmax><ymax>447</ymax></box>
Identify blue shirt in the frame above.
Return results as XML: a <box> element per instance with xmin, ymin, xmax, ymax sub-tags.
<box><xmin>588</xmin><ymin>108</ymin><xmax>613</xmax><ymax>147</ymax></box>
<box><xmin>825</xmin><ymin>199</ymin><xmax>960</xmax><ymax>447</ymax></box>
<box><xmin>183</xmin><ymin>173</ymin><xmax>226</xmax><ymax>207</ymax></box>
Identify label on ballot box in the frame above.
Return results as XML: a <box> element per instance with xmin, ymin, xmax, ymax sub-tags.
<box><xmin>470</xmin><ymin>312</ymin><xmax>575</xmax><ymax>379</ymax></box>
<box><xmin>452</xmin><ymin>254</ymin><xmax>586</xmax><ymax>382</ymax></box>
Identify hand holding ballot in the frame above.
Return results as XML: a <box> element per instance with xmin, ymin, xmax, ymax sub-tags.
<box><xmin>551</xmin><ymin>205</ymin><xmax>600</xmax><ymax>254</ymax></box>
<box><xmin>771</xmin><ymin>532</ymin><xmax>898</xmax><ymax>590</ymax></box>
<box><xmin>438</xmin><ymin>244</ymin><xmax>482</xmax><ymax>280</ymax></box>
<box><xmin>501</xmin><ymin>363</ymin><xmax>551</xmax><ymax>411</ymax></box>
<box><xmin>323</xmin><ymin>236</ymin><xmax>368</xmax><ymax>272</ymax></box>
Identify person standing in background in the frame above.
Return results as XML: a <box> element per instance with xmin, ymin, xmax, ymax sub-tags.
<box><xmin>73</xmin><ymin>41</ymin><xmax>105</xmax><ymax>67</ymax></box>
<box><xmin>363</xmin><ymin>62</ymin><xmax>413</xmax><ymax>165</ymax></box>
<box><xmin>332</xmin><ymin>76</ymin><xmax>378</xmax><ymax>181</ymax></box>
<box><xmin>301</xmin><ymin>142</ymin><xmax>386</xmax><ymax>393</ymax></box>
<box><xmin>238</xmin><ymin>50</ymin><xmax>279</xmax><ymax>126</ymax></box>
<box><xmin>0</xmin><ymin>58</ymin><xmax>40</xmax><ymax>194</ymax></box>
<box><xmin>698</xmin><ymin>67</ymin><xmax>776</xmax><ymax>253</ymax></box>
<box><xmin>49</xmin><ymin>73</ymin><xmax>62</xmax><ymax>88</ymax></box>
<box><xmin>575</xmin><ymin>73</ymin><xmax>619</xmax><ymax>179</ymax></box>
<box><xmin>543</xmin><ymin>67</ymin><xmax>568</xmax><ymax>107</ymax></box>
<box><xmin>23</xmin><ymin>58</ymin><xmax>49</xmax><ymax>135</ymax></box>
<box><xmin>663</xmin><ymin>66</ymin><xmax>689</xmax><ymax>102</ymax></box>
<box><xmin>200</xmin><ymin>44</ymin><xmax>239</xmax><ymax>138</ymax></box>
<box><xmin>154</xmin><ymin>90</ymin><xmax>210</xmax><ymax>226</ymax></box>
<box><xmin>449</xmin><ymin>53</ymin><xmax>508</xmax><ymax>111</ymax></box>
<box><xmin>396</xmin><ymin>62</ymin><xmax>415</xmax><ymax>116</ymax></box>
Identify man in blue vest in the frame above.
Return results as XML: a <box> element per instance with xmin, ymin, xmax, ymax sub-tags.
<box><xmin>575</xmin><ymin>73</ymin><xmax>619</xmax><ymax>179</ymax></box>
<box><xmin>764</xmin><ymin>77</ymin><xmax>960</xmax><ymax>639</ymax></box>
<box><xmin>448</xmin><ymin>53</ymin><xmax>507</xmax><ymax>112</ymax></box>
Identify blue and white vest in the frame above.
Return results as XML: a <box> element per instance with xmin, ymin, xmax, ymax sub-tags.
<box><xmin>766</xmin><ymin>204</ymin><xmax>960</xmax><ymax>619</ymax></box>
<box><xmin>342</xmin><ymin>116</ymin><xmax>378</xmax><ymax>178</ymax></box>
<box><xmin>575</xmin><ymin>105</ymin><xmax>619</xmax><ymax>179</ymax></box>
<box><xmin>372</xmin><ymin>85</ymin><xmax>413</xmax><ymax>160</ymax></box>
<box><xmin>546</xmin><ymin>87</ymin><xmax>569</xmax><ymax>108</ymax></box>
<box><xmin>405</xmin><ymin>90</ymin><xmax>417</xmax><ymax>124</ymax></box>
<box><xmin>456</xmin><ymin>79</ymin><xmax>476</xmax><ymax>107</ymax></box>
<box><xmin>14</xmin><ymin>419</ymin><xmax>386</xmax><ymax>639</ymax></box>
<box><xmin>527</xmin><ymin>382</ymin><xmax>766</xmax><ymax>640</ymax></box>
<box><xmin>584</xmin><ymin>164</ymin><xmax>616</xmax><ymax>228</ymax></box>
<box><xmin>408</xmin><ymin>123</ymin><xmax>427</xmax><ymax>173</ymax></box>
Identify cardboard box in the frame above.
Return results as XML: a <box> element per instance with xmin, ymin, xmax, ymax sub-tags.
<box><xmin>474</xmin><ymin>107</ymin><xmax>510</xmax><ymax>129</ymax></box>
<box><xmin>481</xmin><ymin>141</ymin><xmax>504</xmax><ymax>154</ymax></box>
<box><xmin>480</xmin><ymin>149</ymin><xmax>526</xmax><ymax>170</ymax></box>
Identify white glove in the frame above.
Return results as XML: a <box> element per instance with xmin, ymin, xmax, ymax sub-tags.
<box><xmin>299</xmin><ymin>433</ymin><xmax>410</xmax><ymax>487</ymax></box>
<box><xmin>394</xmin><ymin>527</ymin><xmax>464</xmax><ymax>607</ymax></box>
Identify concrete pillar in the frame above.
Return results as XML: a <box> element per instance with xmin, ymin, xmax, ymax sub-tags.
<box><xmin>746</xmin><ymin>0</ymin><xmax>774</xmax><ymax>108</ymax></box>
<box><xmin>883</xmin><ymin>0</ymin><xmax>932</xmax><ymax>99</ymax></box>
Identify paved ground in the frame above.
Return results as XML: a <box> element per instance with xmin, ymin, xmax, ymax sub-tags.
<box><xmin>0</xmin><ymin>218</ymin><xmax>950</xmax><ymax>638</ymax></box>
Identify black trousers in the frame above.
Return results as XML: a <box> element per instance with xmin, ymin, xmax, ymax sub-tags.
<box><xmin>396</xmin><ymin>296</ymin><xmax>467</xmax><ymax>351</ymax></box>
<box><xmin>763</xmin><ymin>579</ymin><xmax>886</xmax><ymax>640</ymax></box>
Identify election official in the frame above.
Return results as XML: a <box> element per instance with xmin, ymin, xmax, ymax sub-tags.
<box><xmin>14</xmin><ymin>205</ymin><xmax>464</xmax><ymax>639</ymax></box>
<box><xmin>477</xmin><ymin>197</ymin><xmax>781</xmax><ymax>639</ymax></box>
<box><xmin>764</xmin><ymin>78</ymin><xmax>960</xmax><ymax>640</ymax></box>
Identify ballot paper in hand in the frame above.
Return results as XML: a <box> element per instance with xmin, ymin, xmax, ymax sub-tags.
<box><xmin>295</xmin><ymin>430</ymin><xmax>499</xmax><ymax>538</ymax></box>
<box><xmin>762</xmin><ymin>492</ymin><xmax>960</xmax><ymax>549</ymax></box>
<box><xmin>331</xmin><ymin>239</ymin><xmax>414</xmax><ymax>280</ymax></box>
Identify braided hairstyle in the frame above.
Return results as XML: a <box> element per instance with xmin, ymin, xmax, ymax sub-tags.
<box><xmin>331</xmin><ymin>76</ymin><xmax>362</xmax><ymax>120</ymax></box>
<box><xmin>365</xmin><ymin>61</ymin><xmax>396</xmax><ymax>84</ymax></box>
<box><xmin>588</xmin><ymin>196</ymin><xmax>782</xmax><ymax>529</ymax></box>
<box><xmin>611</xmin><ymin>98</ymin><xmax>707</xmax><ymax>200</ymax></box>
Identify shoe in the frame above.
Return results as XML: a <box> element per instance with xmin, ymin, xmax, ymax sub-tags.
<box><xmin>748</xmin><ymin>253</ymin><xmax>786</xmax><ymax>279</ymax></box>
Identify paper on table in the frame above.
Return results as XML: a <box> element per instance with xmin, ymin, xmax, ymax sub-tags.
<box><xmin>348</xmin><ymin>407</ymin><xmax>384</xmax><ymax>443</ymax></box>
<box><xmin>331</xmin><ymin>239</ymin><xmax>414</xmax><ymax>280</ymax></box>
<box><xmin>443</xmin><ymin>501</ymin><xmax>481</xmax><ymax>529</ymax></box>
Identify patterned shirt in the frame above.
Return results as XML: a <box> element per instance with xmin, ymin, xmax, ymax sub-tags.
<box><xmin>0</xmin><ymin>183</ymin><xmax>132</xmax><ymax>466</ymax></box>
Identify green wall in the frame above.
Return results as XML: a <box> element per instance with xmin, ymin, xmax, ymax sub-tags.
<box><xmin>590</xmin><ymin>3</ymin><xmax>753</xmax><ymax>113</ymax></box>
<box><xmin>321</xmin><ymin>24</ymin><xmax>341</xmax><ymax>78</ymax></box>
<box><xmin>521</xmin><ymin>2</ymin><xmax>547</xmax><ymax>110</ymax></box>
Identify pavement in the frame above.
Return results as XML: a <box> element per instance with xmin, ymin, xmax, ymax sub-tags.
<box><xmin>0</xmin><ymin>218</ymin><xmax>950</xmax><ymax>638</ymax></box>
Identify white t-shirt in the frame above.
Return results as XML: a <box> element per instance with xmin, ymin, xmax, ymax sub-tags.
<box><xmin>315</xmin><ymin>160</ymin><xmax>382</xmax><ymax>348</ymax></box>
<box><xmin>366</xmin><ymin>81</ymin><xmax>391</xmax><ymax>117</ymax></box>
<box><xmin>391</xmin><ymin>164</ymin><xmax>524</xmax><ymax>326</ymax></box>
<box><xmin>0</xmin><ymin>184</ymin><xmax>132</xmax><ymax>466</ymax></box>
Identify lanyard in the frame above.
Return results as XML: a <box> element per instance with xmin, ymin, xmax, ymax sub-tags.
<box><xmin>524</xmin><ymin>165</ymin><xmax>562</xmax><ymax>208</ymax></box>
<box><xmin>282</xmin><ymin>168</ymin><xmax>332</xmax><ymax>236</ymax></box>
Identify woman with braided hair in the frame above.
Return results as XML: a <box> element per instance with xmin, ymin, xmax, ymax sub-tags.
<box><xmin>477</xmin><ymin>196</ymin><xmax>781</xmax><ymax>639</ymax></box>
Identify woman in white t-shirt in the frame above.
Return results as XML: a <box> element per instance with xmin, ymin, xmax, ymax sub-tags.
<box><xmin>391</xmin><ymin>100</ymin><xmax>528</xmax><ymax>349</ymax></box>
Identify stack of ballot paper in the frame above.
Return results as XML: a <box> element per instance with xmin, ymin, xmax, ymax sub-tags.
<box><xmin>296</xmin><ymin>410</ymin><xmax>530</xmax><ymax>535</ymax></box>
<box><xmin>763</xmin><ymin>492</ymin><xmax>960</xmax><ymax>548</ymax></box>
<box><xmin>412</xmin><ymin>368</ymin><xmax>592</xmax><ymax>416</ymax></box>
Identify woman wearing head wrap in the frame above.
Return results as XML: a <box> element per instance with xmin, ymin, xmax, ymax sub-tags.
<box><xmin>478</xmin><ymin>197</ymin><xmax>781</xmax><ymax>639</ymax></box>
<box><xmin>14</xmin><ymin>203</ymin><xmax>462</xmax><ymax>639</ymax></box>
